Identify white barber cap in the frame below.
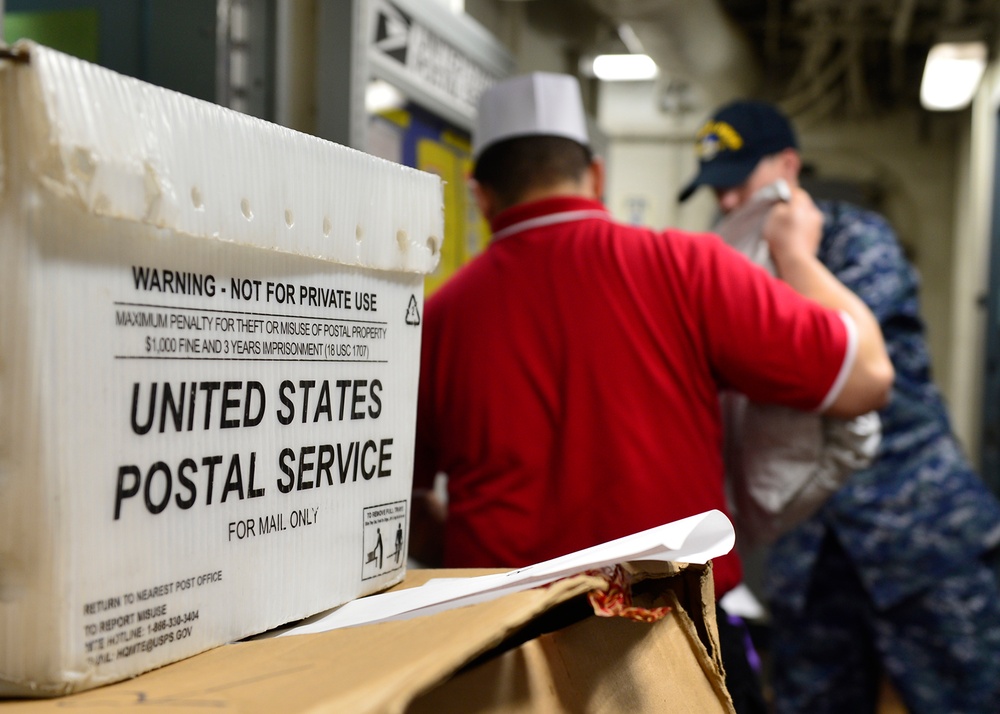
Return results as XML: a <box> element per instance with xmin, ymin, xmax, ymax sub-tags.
<box><xmin>472</xmin><ymin>72</ymin><xmax>590</xmax><ymax>160</ymax></box>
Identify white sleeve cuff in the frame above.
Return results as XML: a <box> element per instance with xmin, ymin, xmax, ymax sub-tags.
<box><xmin>815</xmin><ymin>311</ymin><xmax>858</xmax><ymax>413</ymax></box>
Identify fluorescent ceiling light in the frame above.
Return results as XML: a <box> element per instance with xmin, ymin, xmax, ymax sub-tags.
<box><xmin>591</xmin><ymin>54</ymin><xmax>658</xmax><ymax>82</ymax></box>
<box><xmin>920</xmin><ymin>41</ymin><xmax>987</xmax><ymax>111</ymax></box>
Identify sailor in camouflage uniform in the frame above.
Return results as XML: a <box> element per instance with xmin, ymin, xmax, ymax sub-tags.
<box><xmin>681</xmin><ymin>100</ymin><xmax>1000</xmax><ymax>714</ymax></box>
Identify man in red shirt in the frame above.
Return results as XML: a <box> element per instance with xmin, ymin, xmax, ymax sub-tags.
<box><xmin>411</xmin><ymin>72</ymin><xmax>891</xmax><ymax>713</ymax></box>
<box><xmin>412</xmin><ymin>73</ymin><xmax>891</xmax><ymax>591</ymax></box>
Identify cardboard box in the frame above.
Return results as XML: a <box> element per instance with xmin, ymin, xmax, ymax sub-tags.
<box><xmin>0</xmin><ymin>563</ymin><xmax>735</xmax><ymax>713</ymax></box>
<box><xmin>0</xmin><ymin>42</ymin><xmax>442</xmax><ymax>696</ymax></box>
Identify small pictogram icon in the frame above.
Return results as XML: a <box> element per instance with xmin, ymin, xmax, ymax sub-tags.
<box><xmin>362</xmin><ymin>501</ymin><xmax>407</xmax><ymax>580</ymax></box>
<box><xmin>405</xmin><ymin>294</ymin><xmax>421</xmax><ymax>326</ymax></box>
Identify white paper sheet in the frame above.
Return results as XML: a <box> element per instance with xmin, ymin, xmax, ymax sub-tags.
<box><xmin>271</xmin><ymin>509</ymin><xmax>735</xmax><ymax>636</ymax></box>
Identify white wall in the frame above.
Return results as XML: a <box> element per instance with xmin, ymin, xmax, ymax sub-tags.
<box><xmin>947</xmin><ymin>62</ymin><xmax>1000</xmax><ymax>464</ymax></box>
<box><xmin>597</xmin><ymin>81</ymin><xmax>717</xmax><ymax>231</ymax></box>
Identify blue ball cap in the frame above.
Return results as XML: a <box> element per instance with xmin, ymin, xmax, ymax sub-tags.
<box><xmin>678</xmin><ymin>100</ymin><xmax>798</xmax><ymax>202</ymax></box>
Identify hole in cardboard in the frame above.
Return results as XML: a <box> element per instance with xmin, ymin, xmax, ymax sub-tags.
<box><xmin>396</xmin><ymin>230</ymin><xmax>408</xmax><ymax>252</ymax></box>
<box><xmin>191</xmin><ymin>186</ymin><xmax>204</xmax><ymax>209</ymax></box>
<box><xmin>323</xmin><ymin>216</ymin><xmax>332</xmax><ymax>237</ymax></box>
<box><xmin>356</xmin><ymin>224</ymin><xmax>364</xmax><ymax>242</ymax></box>
<box><xmin>241</xmin><ymin>198</ymin><xmax>253</xmax><ymax>221</ymax></box>
<box><xmin>426</xmin><ymin>236</ymin><xmax>439</xmax><ymax>255</ymax></box>
<box><xmin>285</xmin><ymin>209</ymin><xmax>294</xmax><ymax>228</ymax></box>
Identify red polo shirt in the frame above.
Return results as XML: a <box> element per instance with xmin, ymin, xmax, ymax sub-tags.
<box><xmin>414</xmin><ymin>196</ymin><xmax>851</xmax><ymax>597</ymax></box>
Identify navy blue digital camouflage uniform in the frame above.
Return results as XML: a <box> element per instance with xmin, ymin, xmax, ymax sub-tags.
<box><xmin>765</xmin><ymin>200</ymin><xmax>1000</xmax><ymax>714</ymax></box>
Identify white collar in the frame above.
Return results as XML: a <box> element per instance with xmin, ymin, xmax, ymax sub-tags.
<box><xmin>492</xmin><ymin>209</ymin><xmax>610</xmax><ymax>242</ymax></box>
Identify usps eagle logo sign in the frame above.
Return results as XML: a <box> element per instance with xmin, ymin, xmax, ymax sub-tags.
<box><xmin>374</xmin><ymin>1</ymin><xmax>411</xmax><ymax>65</ymax></box>
<box><xmin>695</xmin><ymin>121</ymin><xmax>744</xmax><ymax>161</ymax></box>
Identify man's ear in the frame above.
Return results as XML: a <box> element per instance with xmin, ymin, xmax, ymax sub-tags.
<box><xmin>778</xmin><ymin>148</ymin><xmax>802</xmax><ymax>183</ymax></box>
<box><xmin>470</xmin><ymin>179</ymin><xmax>499</xmax><ymax>222</ymax></box>
<box><xmin>585</xmin><ymin>156</ymin><xmax>606</xmax><ymax>201</ymax></box>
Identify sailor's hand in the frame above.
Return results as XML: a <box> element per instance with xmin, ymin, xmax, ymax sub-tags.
<box><xmin>764</xmin><ymin>187</ymin><xmax>822</xmax><ymax>269</ymax></box>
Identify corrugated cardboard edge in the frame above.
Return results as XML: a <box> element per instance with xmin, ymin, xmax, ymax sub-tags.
<box><xmin>625</xmin><ymin>559</ymin><xmax>726</xmax><ymax>675</ymax></box>
<box><xmin>0</xmin><ymin>48</ymin><xmax>70</xmax><ymax>701</ymax></box>
<box><xmin>0</xmin><ymin>564</ymin><xmax>733</xmax><ymax>712</ymax></box>
<box><xmin>408</xmin><ymin>562</ymin><xmax>735</xmax><ymax>713</ymax></box>
<box><xmin>409</xmin><ymin>593</ymin><xmax>734</xmax><ymax>713</ymax></box>
<box><xmin>612</xmin><ymin>560</ymin><xmax>732</xmax><ymax>712</ymax></box>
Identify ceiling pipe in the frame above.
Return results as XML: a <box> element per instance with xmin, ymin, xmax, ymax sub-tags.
<box><xmin>780</xmin><ymin>0</ymin><xmax>873</xmax><ymax>122</ymax></box>
<box><xmin>782</xmin><ymin>50</ymin><xmax>849</xmax><ymax>115</ymax></box>
<box><xmin>890</xmin><ymin>0</ymin><xmax>918</xmax><ymax>95</ymax></box>
<box><xmin>844</xmin><ymin>0</ymin><xmax>870</xmax><ymax>117</ymax></box>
